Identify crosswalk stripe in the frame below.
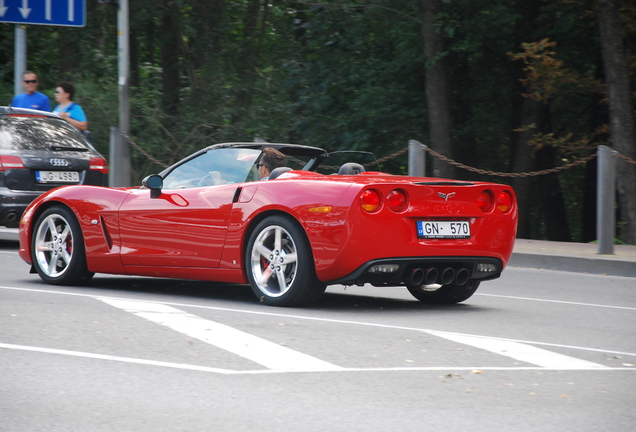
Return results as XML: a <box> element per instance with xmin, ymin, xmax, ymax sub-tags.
<box><xmin>98</xmin><ymin>298</ymin><xmax>343</xmax><ymax>372</ymax></box>
<box><xmin>426</xmin><ymin>330</ymin><xmax>608</xmax><ymax>369</ymax></box>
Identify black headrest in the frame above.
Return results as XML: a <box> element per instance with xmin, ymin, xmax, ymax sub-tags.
<box><xmin>268</xmin><ymin>166</ymin><xmax>292</xmax><ymax>180</ymax></box>
<box><xmin>338</xmin><ymin>162</ymin><xmax>365</xmax><ymax>175</ymax></box>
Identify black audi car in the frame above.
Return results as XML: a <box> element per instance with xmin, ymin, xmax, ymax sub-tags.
<box><xmin>0</xmin><ymin>107</ymin><xmax>108</xmax><ymax>228</ymax></box>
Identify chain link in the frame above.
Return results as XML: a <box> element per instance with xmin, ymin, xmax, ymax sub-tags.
<box><xmin>424</xmin><ymin>146</ymin><xmax>598</xmax><ymax>177</ymax></box>
<box><xmin>616</xmin><ymin>152</ymin><xmax>636</xmax><ymax>165</ymax></box>
<box><xmin>124</xmin><ymin>133</ymin><xmax>170</xmax><ymax>169</ymax></box>
<box><xmin>375</xmin><ymin>146</ymin><xmax>409</xmax><ymax>164</ymax></box>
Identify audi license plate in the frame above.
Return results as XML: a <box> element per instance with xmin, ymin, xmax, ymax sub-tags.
<box><xmin>417</xmin><ymin>220</ymin><xmax>470</xmax><ymax>239</ymax></box>
<box><xmin>35</xmin><ymin>171</ymin><xmax>80</xmax><ymax>183</ymax></box>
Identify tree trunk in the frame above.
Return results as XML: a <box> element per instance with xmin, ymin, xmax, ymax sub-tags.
<box><xmin>193</xmin><ymin>0</ymin><xmax>224</xmax><ymax>60</ymax></box>
<box><xmin>597</xmin><ymin>0</ymin><xmax>636</xmax><ymax>244</ymax></box>
<box><xmin>57</xmin><ymin>28</ymin><xmax>80</xmax><ymax>77</ymax></box>
<box><xmin>237</xmin><ymin>0</ymin><xmax>263</xmax><ymax>110</ymax></box>
<box><xmin>536</xmin><ymin>147</ymin><xmax>572</xmax><ymax>241</ymax></box>
<box><xmin>417</xmin><ymin>0</ymin><xmax>454</xmax><ymax>179</ymax></box>
<box><xmin>130</xmin><ymin>28</ymin><xmax>139</xmax><ymax>88</ymax></box>
<box><xmin>511</xmin><ymin>96</ymin><xmax>544</xmax><ymax>238</ymax></box>
<box><xmin>160</xmin><ymin>1</ymin><xmax>180</xmax><ymax>116</ymax></box>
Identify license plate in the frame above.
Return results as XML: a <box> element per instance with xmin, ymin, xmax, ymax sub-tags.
<box><xmin>417</xmin><ymin>220</ymin><xmax>470</xmax><ymax>239</ymax></box>
<box><xmin>35</xmin><ymin>171</ymin><xmax>80</xmax><ymax>183</ymax></box>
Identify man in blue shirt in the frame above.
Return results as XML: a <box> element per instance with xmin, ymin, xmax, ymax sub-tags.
<box><xmin>11</xmin><ymin>71</ymin><xmax>51</xmax><ymax>111</ymax></box>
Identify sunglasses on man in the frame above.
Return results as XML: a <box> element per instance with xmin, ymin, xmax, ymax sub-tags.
<box><xmin>23</xmin><ymin>80</ymin><xmax>38</xmax><ymax>84</ymax></box>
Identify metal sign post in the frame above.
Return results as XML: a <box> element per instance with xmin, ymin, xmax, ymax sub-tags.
<box><xmin>13</xmin><ymin>25</ymin><xmax>26</xmax><ymax>97</ymax></box>
<box><xmin>111</xmin><ymin>0</ymin><xmax>132</xmax><ymax>187</ymax></box>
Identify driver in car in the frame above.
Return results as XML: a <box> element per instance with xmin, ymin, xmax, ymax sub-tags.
<box><xmin>258</xmin><ymin>147</ymin><xmax>286</xmax><ymax>180</ymax></box>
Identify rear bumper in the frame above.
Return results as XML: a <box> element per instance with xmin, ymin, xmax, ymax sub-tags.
<box><xmin>0</xmin><ymin>188</ymin><xmax>42</xmax><ymax>227</ymax></box>
<box><xmin>328</xmin><ymin>256</ymin><xmax>503</xmax><ymax>287</ymax></box>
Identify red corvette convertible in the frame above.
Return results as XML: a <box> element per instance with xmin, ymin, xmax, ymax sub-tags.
<box><xmin>18</xmin><ymin>142</ymin><xmax>517</xmax><ymax>307</ymax></box>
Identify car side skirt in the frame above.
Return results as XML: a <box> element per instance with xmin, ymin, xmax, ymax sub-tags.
<box><xmin>121</xmin><ymin>265</ymin><xmax>247</xmax><ymax>284</ymax></box>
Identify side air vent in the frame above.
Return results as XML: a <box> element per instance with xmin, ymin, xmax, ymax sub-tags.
<box><xmin>101</xmin><ymin>216</ymin><xmax>112</xmax><ymax>249</ymax></box>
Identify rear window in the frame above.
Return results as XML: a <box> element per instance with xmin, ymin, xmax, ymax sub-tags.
<box><xmin>0</xmin><ymin>115</ymin><xmax>88</xmax><ymax>151</ymax></box>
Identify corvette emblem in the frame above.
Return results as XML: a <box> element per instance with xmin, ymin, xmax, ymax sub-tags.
<box><xmin>50</xmin><ymin>158</ymin><xmax>69</xmax><ymax>167</ymax></box>
<box><xmin>438</xmin><ymin>192</ymin><xmax>456</xmax><ymax>201</ymax></box>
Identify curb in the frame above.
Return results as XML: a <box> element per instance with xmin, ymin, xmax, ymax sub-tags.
<box><xmin>0</xmin><ymin>228</ymin><xmax>19</xmax><ymax>242</ymax></box>
<box><xmin>509</xmin><ymin>252</ymin><xmax>636</xmax><ymax>278</ymax></box>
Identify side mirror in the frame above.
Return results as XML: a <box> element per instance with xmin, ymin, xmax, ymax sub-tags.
<box><xmin>142</xmin><ymin>174</ymin><xmax>163</xmax><ymax>198</ymax></box>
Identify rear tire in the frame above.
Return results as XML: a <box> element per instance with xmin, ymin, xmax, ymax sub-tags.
<box><xmin>407</xmin><ymin>280</ymin><xmax>480</xmax><ymax>304</ymax></box>
<box><xmin>31</xmin><ymin>205</ymin><xmax>93</xmax><ymax>285</ymax></box>
<box><xmin>245</xmin><ymin>215</ymin><xmax>326</xmax><ymax>307</ymax></box>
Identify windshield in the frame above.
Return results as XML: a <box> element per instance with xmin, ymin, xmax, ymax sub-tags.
<box><xmin>163</xmin><ymin>148</ymin><xmax>262</xmax><ymax>189</ymax></box>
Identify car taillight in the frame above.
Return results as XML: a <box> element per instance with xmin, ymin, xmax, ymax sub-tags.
<box><xmin>89</xmin><ymin>157</ymin><xmax>109</xmax><ymax>174</ymax></box>
<box><xmin>477</xmin><ymin>190</ymin><xmax>494</xmax><ymax>213</ymax></box>
<box><xmin>0</xmin><ymin>155</ymin><xmax>25</xmax><ymax>171</ymax></box>
<box><xmin>496</xmin><ymin>191</ymin><xmax>513</xmax><ymax>213</ymax></box>
<box><xmin>386</xmin><ymin>189</ymin><xmax>407</xmax><ymax>212</ymax></box>
<box><xmin>360</xmin><ymin>189</ymin><xmax>381</xmax><ymax>212</ymax></box>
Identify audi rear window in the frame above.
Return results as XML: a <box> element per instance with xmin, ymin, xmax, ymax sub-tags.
<box><xmin>0</xmin><ymin>116</ymin><xmax>88</xmax><ymax>151</ymax></box>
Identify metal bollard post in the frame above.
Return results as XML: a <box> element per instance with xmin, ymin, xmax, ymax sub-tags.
<box><xmin>109</xmin><ymin>126</ymin><xmax>120</xmax><ymax>187</ymax></box>
<box><xmin>408</xmin><ymin>140</ymin><xmax>426</xmax><ymax>177</ymax></box>
<box><xmin>596</xmin><ymin>145</ymin><xmax>616</xmax><ymax>254</ymax></box>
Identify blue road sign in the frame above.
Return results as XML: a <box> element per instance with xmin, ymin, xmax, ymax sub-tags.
<box><xmin>0</xmin><ymin>0</ymin><xmax>86</xmax><ymax>27</ymax></box>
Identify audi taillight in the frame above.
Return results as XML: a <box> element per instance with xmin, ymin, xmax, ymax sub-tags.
<box><xmin>477</xmin><ymin>190</ymin><xmax>494</xmax><ymax>213</ymax></box>
<box><xmin>386</xmin><ymin>189</ymin><xmax>408</xmax><ymax>212</ymax></box>
<box><xmin>360</xmin><ymin>189</ymin><xmax>381</xmax><ymax>212</ymax></box>
<box><xmin>0</xmin><ymin>155</ymin><xmax>25</xmax><ymax>171</ymax></box>
<box><xmin>89</xmin><ymin>157</ymin><xmax>109</xmax><ymax>174</ymax></box>
<box><xmin>496</xmin><ymin>191</ymin><xmax>513</xmax><ymax>213</ymax></box>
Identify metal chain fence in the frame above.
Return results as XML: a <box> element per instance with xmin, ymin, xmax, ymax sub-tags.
<box><xmin>423</xmin><ymin>147</ymin><xmax>598</xmax><ymax>177</ymax></box>
<box><xmin>125</xmin><ymin>133</ymin><xmax>170</xmax><ymax>169</ymax></box>
<box><xmin>125</xmin><ymin>134</ymin><xmax>635</xmax><ymax>177</ymax></box>
<box><xmin>420</xmin><ymin>146</ymin><xmax>636</xmax><ymax>177</ymax></box>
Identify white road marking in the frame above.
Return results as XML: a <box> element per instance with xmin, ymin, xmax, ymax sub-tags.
<box><xmin>427</xmin><ymin>330</ymin><xmax>608</xmax><ymax>369</ymax></box>
<box><xmin>2</xmin><ymin>286</ymin><xmax>634</xmax><ymax>371</ymax></box>
<box><xmin>477</xmin><ymin>293</ymin><xmax>636</xmax><ymax>311</ymax></box>
<box><xmin>98</xmin><ymin>298</ymin><xmax>343</xmax><ymax>372</ymax></box>
<box><xmin>0</xmin><ymin>342</ymin><xmax>234</xmax><ymax>374</ymax></box>
<box><xmin>2</xmin><ymin>343</ymin><xmax>632</xmax><ymax>375</ymax></box>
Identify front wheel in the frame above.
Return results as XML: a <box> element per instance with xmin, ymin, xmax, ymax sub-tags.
<box><xmin>407</xmin><ymin>280</ymin><xmax>480</xmax><ymax>304</ymax></box>
<box><xmin>245</xmin><ymin>215</ymin><xmax>326</xmax><ymax>307</ymax></box>
<box><xmin>31</xmin><ymin>205</ymin><xmax>93</xmax><ymax>285</ymax></box>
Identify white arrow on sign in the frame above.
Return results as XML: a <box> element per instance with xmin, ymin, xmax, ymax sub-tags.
<box><xmin>0</xmin><ymin>0</ymin><xmax>8</xmax><ymax>18</ymax></box>
<box><xmin>45</xmin><ymin>0</ymin><xmax>75</xmax><ymax>21</ymax></box>
<box><xmin>2</xmin><ymin>0</ymin><xmax>80</xmax><ymax>23</ymax></box>
<box><xmin>19</xmin><ymin>0</ymin><xmax>31</xmax><ymax>19</ymax></box>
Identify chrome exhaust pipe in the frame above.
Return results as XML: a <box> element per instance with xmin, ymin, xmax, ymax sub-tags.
<box><xmin>408</xmin><ymin>267</ymin><xmax>425</xmax><ymax>286</ymax></box>
<box><xmin>455</xmin><ymin>268</ymin><xmax>470</xmax><ymax>286</ymax></box>
<box><xmin>425</xmin><ymin>268</ymin><xmax>438</xmax><ymax>285</ymax></box>
<box><xmin>441</xmin><ymin>267</ymin><xmax>455</xmax><ymax>285</ymax></box>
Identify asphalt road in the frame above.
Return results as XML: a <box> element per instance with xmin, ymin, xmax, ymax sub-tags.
<box><xmin>1</xmin><ymin>239</ymin><xmax>635</xmax><ymax>432</ymax></box>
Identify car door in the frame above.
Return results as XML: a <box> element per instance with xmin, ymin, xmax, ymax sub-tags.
<box><xmin>117</xmin><ymin>148</ymin><xmax>259</xmax><ymax>269</ymax></box>
<box><xmin>117</xmin><ymin>185</ymin><xmax>237</xmax><ymax>268</ymax></box>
